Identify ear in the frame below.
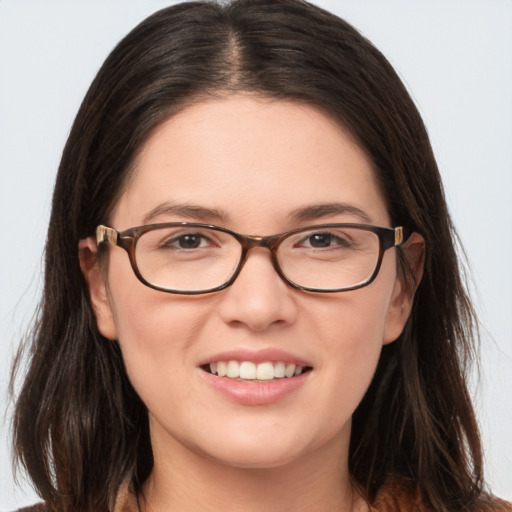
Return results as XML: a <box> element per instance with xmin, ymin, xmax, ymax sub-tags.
<box><xmin>79</xmin><ymin>237</ymin><xmax>118</xmax><ymax>340</ymax></box>
<box><xmin>382</xmin><ymin>232</ymin><xmax>425</xmax><ymax>345</ymax></box>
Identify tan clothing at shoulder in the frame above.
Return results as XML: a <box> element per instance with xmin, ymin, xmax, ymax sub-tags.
<box><xmin>110</xmin><ymin>479</ymin><xmax>512</xmax><ymax>512</ymax></box>
<box><xmin>369</xmin><ymin>480</ymin><xmax>423</xmax><ymax>511</ymax></box>
<box><xmin>17</xmin><ymin>479</ymin><xmax>512</xmax><ymax>512</ymax></box>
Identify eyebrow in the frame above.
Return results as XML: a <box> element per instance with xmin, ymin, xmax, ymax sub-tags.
<box><xmin>142</xmin><ymin>201</ymin><xmax>372</xmax><ymax>226</ymax></box>
<box><xmin>288</xmin><ymin>203</ymin><xmax>372</xmax><ymax>224</ymax></box>
<box><xmin>143</xmin><ymin>202</ymin><xmax>228</xmax><ymax>224</ymax></box>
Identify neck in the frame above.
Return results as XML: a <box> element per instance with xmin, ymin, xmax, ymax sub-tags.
<box><xmin>139</xmin><ymin>429</ymin><xmax>367</xmax><ymax>512</ymax></box>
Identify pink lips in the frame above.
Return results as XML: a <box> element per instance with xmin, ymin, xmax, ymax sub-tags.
<box><xmin>202</xmin><ymin>370</ymin><xmax>310</xmax><ymax>405</ymax></box>
<box><xmin>199</xmin><ymin>348</ymin><xmax>312</xmax><ymax>406</ymax></box>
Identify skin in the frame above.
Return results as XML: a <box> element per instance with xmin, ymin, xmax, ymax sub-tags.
<box><xmin>81</xmin><ymin>96</ymin><xmax>423</xmax><ymax>512</ymax></box>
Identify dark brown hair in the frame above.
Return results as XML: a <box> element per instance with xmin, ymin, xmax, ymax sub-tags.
<box><xmin>12</xmin><ymin>1</ymin><xmax>486</xmax><ymax>510</ymax></box>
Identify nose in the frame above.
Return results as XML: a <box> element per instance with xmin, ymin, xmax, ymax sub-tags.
<box><xmin>217</xmin><ymin>248</ymin><xmax>299</xmax><ymax>332</ymax></box>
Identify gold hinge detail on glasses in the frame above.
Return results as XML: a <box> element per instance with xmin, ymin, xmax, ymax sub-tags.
<box><xmin>96</xmin><ymin>225</ymin><xmax>118</xmax><ymax>245</ymax></box>
<box><xmin>395</xmin><ymin>227</ymin><xmax>403</xmax><ymax>245</ymax></box>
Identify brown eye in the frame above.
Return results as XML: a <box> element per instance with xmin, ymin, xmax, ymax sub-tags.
<box><xmin>160</xmin><ymin>233</ymin><xmax>211</xmax><ymax>250</ymax></box>
<box><xmin>176</xmin><ymin>234</ymin><xmax>203</xmax><ymax>249</ymax></box>
<box><xmin>297</xmin><ymin>231</ymin><xmax>351</xmax><ymax>250</ymax></box>
<box><xmin>308</xmin><ymin>233</ymin><xmax>332</xmax><ymax>248</ymax></box>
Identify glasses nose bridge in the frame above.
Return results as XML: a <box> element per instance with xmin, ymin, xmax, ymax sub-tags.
<box><xmin>236</xmin><ymin>233</ymin><xmax>281</xmax><ymax>272</ymax></box>
<box><xmin>239</xmin><ymin>232</ymin><xmax>280</xmax><ymax>252</ymax></box>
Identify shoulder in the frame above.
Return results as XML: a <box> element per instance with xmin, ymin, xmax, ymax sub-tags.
<box><xmin>370</xmin><ymin>481</ymin><xmax>512</xmax><ymax>512</ymax></box>
<box><xmin>12</xmin><ymin>478</ymin><xmax>138</xmax><ymax>512</ymax></box>
<box><xmin>370</xmin><ymin>480</ymin><xmax>422</xmax><ymax>512</ymax></box>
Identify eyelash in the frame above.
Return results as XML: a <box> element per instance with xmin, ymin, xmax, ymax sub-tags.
<box><xmin>295</xmin><ymin>231</ymin><xmax>353</xmax><ymax>249</ymax></box>
<box><xmin>160</xmin><ymin>232</ymin><xmax>216</xmax><ymax>250</ymax></box>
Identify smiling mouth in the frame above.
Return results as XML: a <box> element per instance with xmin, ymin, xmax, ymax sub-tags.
<box><xmin>201</xmin><ymin>361</ymin><xmax>313</xmax><ymax>382</ymax></box>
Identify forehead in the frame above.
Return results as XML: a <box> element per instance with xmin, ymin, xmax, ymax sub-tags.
<box><xmin>110</xmin><ymin>96</ymin><xmax>389</xmax><ymax>231</ymax></box>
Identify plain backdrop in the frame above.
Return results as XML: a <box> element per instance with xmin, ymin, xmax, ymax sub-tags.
<box><xmin>1</xmin><ymin>0</ymin><xmax>511</xmax><ymax>508</ymax></box>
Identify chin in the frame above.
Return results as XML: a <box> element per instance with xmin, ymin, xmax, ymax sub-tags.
<box><xmin>208</xmin><ymin>446</ymin><xmax>302</xmax><ymax>471</ymax></box>
<box><xmin>189</xmin><ymin>429</ymin><xmax>308</xmax><ymax>470</ymax></box>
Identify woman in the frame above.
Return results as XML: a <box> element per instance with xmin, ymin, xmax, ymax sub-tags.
<box><xmin>10</xmin><ymin>1</ymin><xmax>511</xmax><ymax>511</ymax></box>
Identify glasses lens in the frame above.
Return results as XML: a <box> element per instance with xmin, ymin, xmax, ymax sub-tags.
<box><xmin>276</xmin><ymin>226</ymin><xmax>380</xmax><ymax>291</ymax></box>
<box><xmin>135</xmin><ymin>226</ymin><xmax>241</xmax><ymax>292</ymax></box>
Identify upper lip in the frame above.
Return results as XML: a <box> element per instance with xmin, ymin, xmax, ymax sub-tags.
<box><xmin>198</xmin><ymin>348</ymin><xmax>312</xmax><ymax>367</ymax></box>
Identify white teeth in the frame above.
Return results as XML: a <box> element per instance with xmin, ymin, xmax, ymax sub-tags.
<box><xmin>217</xmin><ymin>361</ymin><xmax>227</xmax><ymax>377</ymax></box>
<box><xmin>274</xmin><ymin>362</ymin><xmax>286</xmax><ymax>378</ymax></box>
<box><xmin>239</xmin><ymin>361</ymin><xmax>256</xmax><ymax>379</ymax></box>
<box><xmin>226</xmin><ymin>360</ymin><xmax>239</xmax><ymax>378</ymax></box>
<box><xmin>256</xmin><ymin>362</ymin><xmax>274</xmax><ymax>380</ymax></box>
<box><xmin>207</xmin><ymin>360</ymin><xmax>308</xmax><ymax>380</ymax></box>
<box><xmin>285</xmin><ymin>363</ymin><xmax>296</xmax><ymax>378</ymax></box>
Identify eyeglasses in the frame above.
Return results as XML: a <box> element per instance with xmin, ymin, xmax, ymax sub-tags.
<box><xmin>96</xmin><ymin>222</ymin><xmax>405</xmax><ymax>295</ymax></box>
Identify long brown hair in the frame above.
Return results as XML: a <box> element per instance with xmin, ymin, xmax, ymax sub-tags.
<box><xmin>12</xmin><ymin>1</ymin><xmax>485</xmax><ymax>510</ymax></box>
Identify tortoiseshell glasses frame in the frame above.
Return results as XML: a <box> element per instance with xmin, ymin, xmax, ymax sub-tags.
<box><xmin>96</xmin><ymin>222</ymin><xmax>406</xmax><ymax>295</ymax></box>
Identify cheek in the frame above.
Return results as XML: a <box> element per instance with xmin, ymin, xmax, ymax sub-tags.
<box><xmin>307</xmin><ymin>274</ymin><xmax>395</xmax><ymax>400</ymax></box>
<box><xmin>106</xmin><ymin>269</ymin><xmax>212</xmax><ymax>397</ymax></box>
<box><xmin>312</xmin><ymin>281</ymin><xmax>392</xmax><ymax>352</ymax></box>
<box><xmin>323</xmin><ymin>298</ymin><xmax>387</xmax><ymax>381</ymax></box>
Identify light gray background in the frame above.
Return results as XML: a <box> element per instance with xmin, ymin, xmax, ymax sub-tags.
<box><xmin>1</xmin><ymin>0</ymin><xmax>511</xmax><ymax>508</ymax></box>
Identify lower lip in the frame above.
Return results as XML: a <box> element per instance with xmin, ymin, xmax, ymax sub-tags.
<box><xmin>201</xmin><ymin>370</ymin><xmax>310</xmax><ymax>405</ymax></box>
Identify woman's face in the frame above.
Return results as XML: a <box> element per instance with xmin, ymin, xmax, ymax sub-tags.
<box><xmin>86</xmin><ymin>96</ymin><xmax>413</xmax><ymax>470</ymax></box>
